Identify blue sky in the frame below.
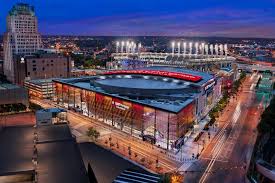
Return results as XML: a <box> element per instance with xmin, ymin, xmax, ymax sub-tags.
<box><xmin>1</xmin><ymin>0</ymin><xmax>275</xmax><ymax>37</ymax></box>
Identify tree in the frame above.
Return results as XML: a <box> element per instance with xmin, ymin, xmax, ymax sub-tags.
<box><xmin>170</xmin><ymin>172</ymin><xmax>184</xmax><ymax>183</ymax></box>
<box><xmin>86</xmin><ymin>127</ymin><xmax>100</xmax><ymax>141</ymax></box>
<box><xmin>161</xmin><ymin>172</ymin><xmax>184</xmax><ymax>183</ymax></box>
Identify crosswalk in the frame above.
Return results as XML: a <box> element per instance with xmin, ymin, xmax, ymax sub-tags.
<box><xmin>113</xmin><ymin>169</ymin><xmax>160</xmax><ymax>183</ymax></box>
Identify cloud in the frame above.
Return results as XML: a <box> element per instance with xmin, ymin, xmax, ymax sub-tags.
<box><xmin>39</xmin><ymin>7</ymin><xmax>275</xmax><ymax>38</ymax></box>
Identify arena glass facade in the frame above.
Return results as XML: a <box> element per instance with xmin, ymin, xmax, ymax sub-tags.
<box><xmin>53</xmin><ymin>67</ymin><xmax>221</xmax><ymax>150</ymax></box>
<box><xmin>55</xmin><ymin>82</ymin><xmax>195</xmax><ymax>150</ymax></box>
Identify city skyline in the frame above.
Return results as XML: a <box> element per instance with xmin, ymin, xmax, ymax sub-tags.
<box><xmin>1</xmin><ymin>0</ymin><xmax>275</xmax><ymax>38</ymax></box>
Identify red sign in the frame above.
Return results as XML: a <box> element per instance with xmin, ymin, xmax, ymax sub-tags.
<box><xmin>104</xmin><ymin>70</ymin><xmax>202</xmax><ymax>82</ymax></box>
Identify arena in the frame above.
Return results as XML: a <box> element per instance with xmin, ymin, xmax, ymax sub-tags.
<box><xmin>53</xmin><ymin>66</ymin><xmax>222</xmax><ymax>150</ymax></box>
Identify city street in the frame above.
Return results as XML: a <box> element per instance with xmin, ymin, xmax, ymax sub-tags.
<box><xmin>31</xmin><ymin>99</ymin><xmax>179</xmax><ymax>173</ymax></box>
<box><xmin>184</xmin><ymin>73</ymin><xmax>262</xmax><ymax>183</ymax></box>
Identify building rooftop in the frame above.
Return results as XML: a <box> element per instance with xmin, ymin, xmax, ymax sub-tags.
<box><xmin>54</xmin><ymin>67</ymin><xmax>215</xmax><ymax>113</ymax></box>
<box><xmin>0</xmin><ymin>83</ymin><xmax>20</xmax><ymax>90</ymax></box>
<box><xmin>9</xmin><ymin>3</ymin><xmax>35</xmax><ymax>16</ymax></box>
<box><xmin>25</xmin><ymin>78</ymin><xmax>57</xmax><ymax>86</ymax></box>
<box><xmin>36</xmin><ymin>124</ymin><xmax>89</xmax><ymax>183</ymax></box>
<box><xmin>79</xmin><ymin>142</ymin><xmax>150</xmax><ymax>183</ymax></box>
<box><xmin>0</xmin><ymin>124</ymin><xmax>88</xmax><ymax>183</ymax></box>
<box><xmin>0</xmin><ymin>126</ymin><xmax>34</xmax><ymax>175</ymax></box>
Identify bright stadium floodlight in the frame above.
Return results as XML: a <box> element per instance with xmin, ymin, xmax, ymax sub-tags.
<box><xmin>189</xmin><ymin>42</ymin><xmax>193</xmax><ymax>55</ymax></box>
<box><xmin>183</xmin><ymin>42</ymin><xmax>187</xmax><ymax>56</ymax></box>
<box><xmin>195</xmin><ymin>42</ymin><xmax>199</xmax><ymax>55</ymax></box>
<box><xmin>132</xmin><ymin>42</ymin><xmax>136</xmax><ymax>53</ymax></box>
<box><xmin>219</xmin><ymin>44</ymin><xmax>224</xmax><ymax>55</ymax></box>
<box><xmin>224</xmin><ymin>44</ymin><xmax>228</xmax><ymax>56</ymax></box>
<box><xmin>171</xmin><ymin>41</ymin><xmax>175</xmax><ymax>54</ymax></box>
<box><xmin>131</xmin><ymin>42</ymin><xmax>135</xmax><ymax>53</ymax></box>
<box><xmin>205</xmin><ymin>44</ymin><xmax>209</xmax><ymax>55</ymax></box>
<box><xmin>201</xmin><ymin>43</ymin><xmax>205</xmax><ymax>55</ymax></box>
<box><xmin>121</xmin><ymin>41</ymin><xmax>125</xmax><ymax>53</ymax></box>
<box><xmin>126</xmin><ymin>41</ymin><xmax>130</xmax><ymax>53</ymax></box>
<box><xmin>116</xmin><ymin>41</ymin><xmax>119</xmax><ymax>53</ymax></box>
<box><xmin>177</xmin><ymin>42</ymin><xmax>181</xmax><ymax>55</ymax></box>
<box><xmin>215</xmin><ymin>44</ymin><xmax>219</xmax><ymax>55</ymax></box>
<box><xmin>138</xmin><ymin>43</ymin><xmax>142</xmax><ymax>54</ymax></box>
<box><xmin>129</xmin><ymin>41</ymin><xmax>133</xmax><ymax>53</ymax></box>
<box><xmin>210</xmin><ymin>44</ymin><xmax>213</xmax><ymax>55</ymax></box>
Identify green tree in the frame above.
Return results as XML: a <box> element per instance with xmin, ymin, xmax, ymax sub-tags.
<box><xmin>86</xmin><ymin>127</ymin><xmax>100</xmax><ymax>141</ymax></box>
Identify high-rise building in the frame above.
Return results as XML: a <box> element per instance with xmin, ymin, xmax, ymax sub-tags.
<box><xmin>3</xmin><ymin>3</ymin><xmax>42</xmax><ymax>83</ymax></box>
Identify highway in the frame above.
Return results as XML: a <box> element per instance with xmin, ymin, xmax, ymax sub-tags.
<box><xmin>184</xmin><ymin>73</ymin><xmax>262</xmax><ymax>183</ymax></box>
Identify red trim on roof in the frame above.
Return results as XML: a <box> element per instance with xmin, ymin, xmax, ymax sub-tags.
<box><xmin>104</xmin><ymin>70</ymin><xmax>202</xmax><ymax>82</ymax></box>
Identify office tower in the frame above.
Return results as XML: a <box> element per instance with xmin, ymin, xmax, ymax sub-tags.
<box><xmin>3</xmin><ymin>3</ymin><xmax>42</xmax><ymax>83</ymax></box>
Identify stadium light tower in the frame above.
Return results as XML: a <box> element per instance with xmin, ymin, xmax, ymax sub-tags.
<box><xmin>177</xmin><ymin>42</ymin><xmax>181</xmax><ymax>56</ymax></box>
<box><xmin>210</xmin><ymin>44</ymin><xmax>214</xmax><ymax>55</ymax></box>
<box><xmin>138</xmin><ymin>43</ymin><xmax>142</xmax><ymax>54</ymax></box>
<box><xmin>195</xmin><ymin>42</ymin><xmax>199</xmax><ymax>55</ymax></box>
<box><xmin>224</xmin><ymin>44</ymin><xmax>228</xmax><ymax>57</ymax></box>
<box><xmin>129</xmin><ymin>41</ymin><xmax>133</xmax><ymax>53</ymax></box>
<box><xmin>189</xmin><ymin>42</ymin><xmax>193</xmax><ymax>55</ymax></box>
<box><xmin>205</xmin><ymin>44</ymin><xmax>209</xmax><ymax>55</ymax></box>
<box><xmin>121</xmin><ymin>41</ymin><xmax>125</xmax><ymax>53</ymax></box>
<box><xmin>126</xmin><ymin>41</ymin><xmax>130</xmax><ymax>53</ymax></box>
<box><xmin>219</xmin><ymin>44</ymin><xmax>224</xmax><ymax>55</ymax></box>
<box><xmin>116</xmin><ymin>41</ymin><xmax>119</xmax><ymax>53</ymax></box>
<box><xmin>215</xmin><ymin>44</ymin><xmax>219</xmax><ymax>55</ymax></box>
<box><xmin>183</xmin><ymin>42</ymin><xmax>187</xmax><ymax>56</ymax></box>
<box><xmin>132</xmin><ymin>42</ymin><xmax>136</xmax><ymax>53</ymax></box>
<box><xmin>133</xmin><ymin>42</ymin><xmax>137</xmax><ymax>53</ymax></box>
<box><xmin>201</xmin><ymin>43</ymin><xmax>205</xmax><ymax>55</ymax></box>
<box><xmin>172</xmin><ymin>41</ymin><xmax>175</xmax><ymax>55</ymax></box>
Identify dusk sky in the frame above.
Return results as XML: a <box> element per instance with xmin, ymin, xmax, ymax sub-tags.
<box><xmin>1</xmin><ymin>0</ymin><xmax>275</xmax><ymax>38</ymax></box>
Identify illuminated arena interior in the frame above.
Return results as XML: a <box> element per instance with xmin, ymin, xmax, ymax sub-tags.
<box><xmin>53</xmin><ymin>67</ymin><xmax>221</xmax><ymax>150</ymax></box>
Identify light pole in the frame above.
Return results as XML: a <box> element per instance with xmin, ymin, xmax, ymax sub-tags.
<box><xmin>171</xmin><ymin>41</ymin><xmax>175</xmax><ymax>55</ymax></box>
<box><xmin>183</xmin><ymin>42</ymin><xmax>186</xmax><ymax>56</ymax></box>
<box><xmin>116</xmin><ymin>41</ymin><xmax>119</xmax><ymax>53</ymax></box>
<box><xmin>177</xmin><ymin>42</ymin><xmax>181</xmax><ymax>56</ymax></box>
<box><xmin>121</xmin><ymin>41</ymin><xmax>124</xmax><ymax>53</ymax></box>
<box><xmin>189</xmin><ymin>42</ymin><xmax>193</xmax><ymax>55</ymax></box>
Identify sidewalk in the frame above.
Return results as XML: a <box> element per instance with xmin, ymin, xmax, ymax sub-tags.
<box><xmin>176</xmin><ymin>95</ymin><xmax>241</xmax><ymax>171</ymax></box>
<box><xmin>66</xmin><ymin>111</ymin><xmax>177</xmax><ymax>173</ymax></box>
<box><xmin>177</xmin><ymin>116</ymin><xmax>218</xmax><ymax>171</ymax></box>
